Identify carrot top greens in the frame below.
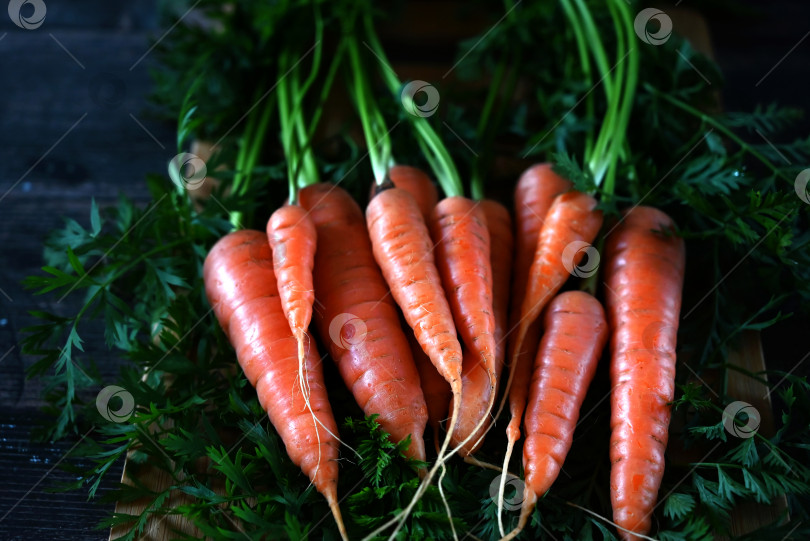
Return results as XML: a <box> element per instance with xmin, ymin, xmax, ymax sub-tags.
<box><xmin>19</xmin><ymin>0</ymin><xmax>810</xmax><ymax>539</ymax></box>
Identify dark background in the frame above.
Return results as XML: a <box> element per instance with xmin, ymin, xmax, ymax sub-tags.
<box><xmin>0</xmin><ymin>1</ymin><xmax>808</xmax><ymax>539</ymax></box>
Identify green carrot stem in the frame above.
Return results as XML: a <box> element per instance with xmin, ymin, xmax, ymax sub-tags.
<box><xmin>560</xmin><ymin>0</ymin><xmax>594</xmax><ymax>158</ymax></box>
<box><xmin>346</xmin><ymin>32</ymin><xmax>390</xmax><ymax>185</ymax></box>
<box><xmin>361</xmin><ymin>12</ymin><xmax>462</xmax><ymax>197</ymax></box>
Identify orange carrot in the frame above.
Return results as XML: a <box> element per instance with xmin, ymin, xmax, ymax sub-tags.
<box><xmin>429</xmin><ymin>196</ymin><xmax>497</xmax><ymax>454</ymax></box>
<box><xmin>498</xmin><ymin>169</ymin><xmax>599</xmax><ymax>535</ymax></box>
<box><xmin>203</xmin><ymin>230</ymin><xmax>347</xmax><ymax>540</ymax></box>
<box><xmin>504</xmin><ymin>164</ymin><xmax>572</xmax><ymax>442</ymax></box>
<box><xmin>365</xmin><ymin>185</ymin><xmax>463</xmax><ymax>412</ymax></box>
<box><xmin>384</xmin><ymin>165</ymin><xmax>451</xmax><ymax>446</ymax></box>
<box><xmin>504</xmin><ymin>291</ymin><xmax>608</xmax><ymax>540</ymax></box>
<box><xmin>266</xmin><ymin>203</ymin><xmax>316</xmax><ymax>371</ymax></box>
<box><xmin>480</xmin><ymin>199</ymin><xmax>513</xmax><ymax>383</ymax></box>
<box><xmin>365</xmin><ymin>179</ymin><xmax>465</xmax><ymax>537</ymax></box>
<box><xmin>450</xmin><ymin>199</ymin><xmax>514</xmax><ymax>455</ymax></box>
<box><xmin>605</xmin><ymin>206</ymin><xmax>685</xmax><ymax>540</ymax></box>
<box><xmin>299</xmin><ymin>183</ymin><xmax>428</xmax><ymax>462</ymax></box>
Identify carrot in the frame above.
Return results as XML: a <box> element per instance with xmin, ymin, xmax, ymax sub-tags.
<box><xmin>504</xmin><ymin>164</ymin><xmax>573</xmax><ymax>439</ymax></box>
<box><xmin>480</xmin><ymin>199</ymin><xmax>513</xmax><ymax>381</ymax></box>
<box><xmin>428</xmin><ymin>196</ymin><xmax>497</xmax><ymax>455</ymax></box>
<box><xmin>604</xmin><ymin>206</ymin><xmax>685</xmax><ymax>540</ymax></box>
<box><xmin>299</xmin><ymin>182</ymin><xmax>428</xmax><ymax>463</ymax></box>
<box><xmin>497</xmin><ymin>188</ymin><xmax>602</xmax><ymax>534</ymax></box>
<box><xmin>503</xmin><ymin>291</ymin><xmax>608</xmax><ymax>540</ymax></box>
<box><xmin>494</xmin><ymin>164</ymin><xmax>571</xmax><ymax>532</ymax></box>
<box><xmin>266</xmin><ymin>203</ymin><xmax>316</xmax><ymax>381</ymax></box>
<box><xmin>203</xmin><ymin>230</ymin><xmax>347</xmax><ymax>540</ymax></box>
<box><xmin>383</xmin><ymin>165</ymin><xmax>451</xmax><ymax>447</ymax></box>
<box><xmin>365</xmin><ymin>185</ymin><xmax>463</xmax><ymax>417</ymax></box>
<box><xmin>450</xmin><ymin>199</ymin><xmax>514</xmax><ymax>456</ymax></box>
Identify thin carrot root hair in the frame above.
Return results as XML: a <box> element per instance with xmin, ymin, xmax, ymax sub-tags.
<box><xmin>497</xmin><ymin>434</ymin><xmax>517</xmax><ymax>536</ymax></box>
<box><xmin>294</xmin><ymin>335</ymin><xmax>360</xmax><ymax>461</ymax></box>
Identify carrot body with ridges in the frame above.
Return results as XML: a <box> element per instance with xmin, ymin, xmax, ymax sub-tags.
<box><xmin>384</xmin><ymin>165</ymin><xmax>451</xmax><ymax>442</ymax></box>
<box><xmin>525</xmin><ymin>291</ymin><xmax>608</xmax><ymax>493</ymax></box>
<box><xmin>366</xmin><ymin>186</ymin><xmax>462</xmax><ymax>395</ymax></box>
<box><xmin>505</xmin><ymin>164</ymin><xmax>573</xmax><ymax>440</ymax></box>
<box><xmin>605</xmin><ymin>206</ymin><xmax>685</xmax><ymax>540</ymax></box>
<box><xmin>429</xmin><ymin>197</ymin><xmax>497</xmax><ymax>453</ymax></box>
<box><xmin>503</xmin><ymin>291</ymin><xmax>608</xmax><ymax>541</ymax></box>
<box><xmin>266</xmin><ymin>204</ymin><xmax>316</xmax><ymax>362</ymax></box>
<box><xmin>300</xmin><ymin>183</ymin><xmax>428</xmax><ymax>463</ymax></box>
<box><xmin>450</xmin><ymin>199</ymin><xmax>514</xmax><ymax>455</ymax></box>
<box><xmin>203</xmin><ymin>230</ymin><xmax>346</xmax><ymax>539</ymax></box>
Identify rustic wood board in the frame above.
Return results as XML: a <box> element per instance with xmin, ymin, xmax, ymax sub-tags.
<box><xmin>109</xmin><ymin>6</ymin><xmax>784</xmax><ymax>541</ymax></box>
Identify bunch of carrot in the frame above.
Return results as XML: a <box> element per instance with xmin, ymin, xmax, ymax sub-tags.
<box><xmin>199</xmin><ymin>2</ymin><xmax>688</xmax><ymax>539</ymax></box>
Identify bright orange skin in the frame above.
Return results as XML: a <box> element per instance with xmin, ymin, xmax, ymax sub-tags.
<box><xmin>365</xmin><ymin>184</ymin><xmax>463</xmax><ymax>396</ymax></box>
<box><xmin>429</xmin><ymin>197</ymin><xmax>497</xmax><ymax>453</ymax></box>
<box><xmin>509</xmin><ymin>190</ymin><xmax>603</xmax><ymax>431</ymax></box>
<box><xmin>523</xmin><ymin>291</ymin><xmax>608</xmax><ymax>497</ymax></box>
<box><xmin>203</xmin><ymin>230</ymin><xmax>340</xmax><ymax>501</ymax></box>
<box><xmin>266</xmin><ymin>204</ymin><xmax>316</xmax><ymax>342</ymax></box>
<box><xmin>384</xmin><ymin>166</ymin><xmax>451</xmax><ymax>437</ymax></box>
<box><xmin>449</xmin><ymin>199</ymin><xmax>514</xmax><ymax>455</ymax></box>
<box><xmin>300</xmin><ymin>183</ymin><xmax>428</xmax><ymax>462</ymax></box>
<box><xmin>605</xmin><ymin>206</ymin><xmax>686</xmax><ymax>540</ymax></box>
<box><xmin>506</xmin><ymin>164</ymin><xmax>572</xmax><ymax>440</ymax></box>
<box><xmin>479</xmin><ymin>200</ymin><xmax>514</xmax><ymax>383</ymax></box>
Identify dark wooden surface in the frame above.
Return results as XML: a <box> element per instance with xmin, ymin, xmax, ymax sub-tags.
<box><xmin>0</xmin><ymin>1</ymin><xmax>808</xmax><ymax>540</ymax></box>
